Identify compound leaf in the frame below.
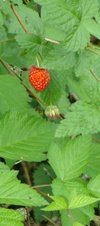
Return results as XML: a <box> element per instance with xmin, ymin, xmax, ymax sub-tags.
<box><xmin>0</xmin><ymin>208</ymin><xmax>24</xmax><ymax>226</ymax></box>
<box><xmin>56</xmin><ymin>101</ymin><xmax>100</xmax><ymax>137</ymax></box>
<box><xmin>48</xmin><ymin>136</ymin><xmax>91</xmax><ymax>180</ymax></box>
<box><xmin>0</xmin><ymin>162</ymin><xmax>48</xmax><ymax>206</ymax></box>
<box><xmin>0</xmin><ymin>111</ymin><xmax>56</xmax><ymax>161</ymax></box>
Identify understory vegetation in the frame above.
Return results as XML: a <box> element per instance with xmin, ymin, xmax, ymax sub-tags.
<box><xmin>0</xmin><ymin>0</ymin><xmax>100</xmax><ymax>225</ymax></box>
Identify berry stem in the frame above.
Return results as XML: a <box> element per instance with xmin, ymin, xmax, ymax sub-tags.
<box><xmin>36</xmin><ymin>57</ymin><xmax>40</xmax><ymax>67</ymax></box>
<box><xmin>0</xmin><ymin>58</ymin><xmax>47</xmax><ymax>109</ymax></box>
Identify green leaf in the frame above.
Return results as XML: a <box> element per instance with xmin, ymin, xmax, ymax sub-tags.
<box><xmin>0</xmin><ymin>1</ymin><xmax>11</xmax><ymax>15</ymax></box>
<box><xmin>0</xmin><ymin>12</ymin><xmax>3</xmax><ymax>27</ymax></box>
<box><xmin>64</xmin><ymin>21</ymin><xmax>90</xmax><ymax>52</ymax></box>
<box><xmin>48</xmin><ymin>136</ymin><xmax>91</xmax><ymax>180</ymax></box>
<box><xmin>0</xmin><ymin>28</ymin><xmax>7</xmax><ymax>57</ymax></box>
<box><xmin>80</xmin><ymin>0</ymin><xmax>98</xmax><ymax>19</ymax></box>
<box><xmin>41</xmin><ymin>45</ymin><xmax>77</xmax><ymax>70</ymax></box>
<box><xmin>10</xmin><ymin>0</ymin><xmax>23</xmax><ymax>4</ymax></box>
<box><xmin>36</xmin><ymin>0</ymin><xmax>79</xmax><ymax>29</ymax></box>
<box><xmin>73</xmin><ymin>222</ymin><xmax>84</xmax><ymax>226</ymax></box>
<box><xmin>44</xmin><ymin>25</ymin><xmax>66</xmax><ymax>42</ymax></box>
<box><xmin>67</xmin><ymin>52</ymin><xmax>100</xmax><ymax>104</ymax></box>
<box><xmin>52</xmin><ymin>178</ymin><xmax>97</xmax><ymax>209</ymax></box>
<box><xmin>0</xmin><ymin>74</ymin><xmax>30</xmax><ymax>114</ymax></box>
<box><xmin>33</xmin><ymin>163</ymin><xmax>55</xmax><ymax>222</ymax></box>
<box><xmin>84</xmin><ymin>19</ymin><xmax>100</xmax><ymax>39</ymax></box>
<box><xmin>43</xmin><ymin>196</ymin><xmax>68</xmax><ymax>211</ymax></box>
<box><xmin>61</xmin><ymin>210</ymin><xmax>73</xmax><ymax>226</ymax></box>
<box><xmin>16</xmin><ymin>33</ymin><xmax>45</xmax><ymax>56</ymax></box>
<box><xmin>61</xmin><ymin>205</ymin><xmax>94</xmax><ymax>226</ymax></box>
<box><xmin>57</xmin><ymin>92</ymin><xmax>70</xmax><ymax>115</ymax></box>
<box><xmin>34</xmin><ymin>163</ymin><xmax>54</xmax><ymax>193</ymax></box>
<box><xmin>36</xmin><ymin>0</ymin><xmax>99</xmax><ymax>51</ymax></box>
<box><xmin>0</xmin><ymin>111</ymin><xmax>56</xmax><ymax>162</ymax></box>
<box><xmin>52</xmin><ymin>178</ymin><xmax>89</xmax><ymax>198</ymax></box>
<box><xmin>38</xmin><ymin>70</ymin><xmax>62</xmax><ymax>105</ymax></box>
<box><xmin>8</xmin><ymin>5</ymin><xmax>41</xmax><ymax>33</ymax></box>
<box><xmin>56</xmin><ymin>101</ymin><xmax>100</xmax><ymax>137</ymax></box>
<box><xmin>0</xmin><ymin>162</ymin><xmax>48</xmax><ymax>206</ymax></box>
<box><xmin>86</xmin><ymin>137</ymin><xmax>100</xmax><ymax>177</ymax></box>
<box><xmin>88</xmin><ymin>175</ymin><xmax>100</xmax><ymax>197</ymax></box>
<box><xmin>69</xmin><ymin>194</ymin><xmax>99</xmax><ymax>209</ymax></box>
<box><xmin>0</xmin><ymin>208</ymin><xmax>24</xmax><ymax>226</ymax></box>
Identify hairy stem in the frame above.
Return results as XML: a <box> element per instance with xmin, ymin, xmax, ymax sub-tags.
<box><xmin>21</xmin><ymin>162</ymin><xmax>32</xmax><ymax>186</ymax></box>
<box><xmin>10</xmin><ymin>4</ymin><xmax>30</xmax><ymax>33</ymax></box>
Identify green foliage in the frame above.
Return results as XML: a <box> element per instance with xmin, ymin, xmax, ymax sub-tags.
<box><xmin>0</xmin><ymin>111</ymin><xmax>56</xmax><ymax>161</ymax></box>
<box><xmin>88</xmin><ymin>175</ymin><xmax>100</xmax><ymax>197</ymax></box>
<box><xmin>48</xmin><ymin>136</ymin><xmax>91</xmax><ymax>180</ymax></box>
<box><xmin>36</xmin><ymin>0</ymin><xmax>99</xmax><ymax>51</ymax></box>
<box><xmin>0</xmin><ymin>74</ymin><xmax>31</xmax><ymax>114</ymax></box>
<box><xmin>43</xmin><ymin>196</ymin><xmax>68</xmax><ymax>211</ymax></box>
<box><xmin>0</xmin><ymin>208</ymin><xmax>24</xmax><ymax>226</ymax></box>
<box><xmin>0</xmin><ymin>162</ymin><xmax>47</xmax><ymax>207</ymax></box>
<box><xmin>56</xmin><ymin>101</ymin><xmax>100</xmax><ymax>137</ymax></box>
<box><xmin>33</xmin><ymin>163</ymin><xmax>55</xmax><ymax>222</ymax></box>
<box><xmin>0</xmin><ymin>0</ymin><xmax>100</xmax><ymax>225</ymax></box>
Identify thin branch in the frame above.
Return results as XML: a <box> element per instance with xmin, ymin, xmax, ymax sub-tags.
<box><xmin>21</xmin><ymin>162</ymin><xmax>32</xmax><ymax>186</ymax></box>
<box><xmin>33</xmin><ymin>184</ymin><xmax>51</xmax><ymax>189</ymax></box>
<box><xmin>0</xmin><ymin>58</ymin><xmax>15</xmax><ymax>76</ymax></box>
<box><xmin>90</xmin><ymin>69</ymin><xmax>100</xmax><ymax>82</ymax></box>
<box><xmin>10</xmin><ymin>4</ymin><xmax>30</xmax><ymax>33</ymax></box>
<box><xmin>33</xmin><ymin>187</ymin><xmax>51</xmax><ymax>199</ymax></box>
<box><xmin>42</xmin><ymin>215</ymin><xmax>57</xmax><ymax>226</ymax></box>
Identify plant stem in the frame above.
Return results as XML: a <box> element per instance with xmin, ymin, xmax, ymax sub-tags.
<box><xmin>36</xmin><ymin>57</ymin><xmax>40</xmax><ymax>67</ymax></box>
<box><xmin>21</xmin><ymin>162</ymin><xmax>32</xmax><ymax>186</ymax></box>
<box><xmin>42</xmin><ymin>215</ymin><xmax>57</xmax><ymax>226</ymax></box>
<box><xmin>0</xmin><ymin>58</ymin><xmax>46</xmax><ymax>109</ymax></box>
<box><xmin>33</xmin><ymin>187</ymin><xmax>51</xmax><ymax>199</ymax></box>
<box><xmin>90</xmin><ymin>69</ymin><xmax>100</xmax><ymax>82</ymax></box>
<box><xmin>33</xmin><ymin>184</ymin><xmax>51</xmax><ymax>189</ymax></box>
<box><xmin>0</xmin><ymin>58</ymin><xmax>15</xmax><ymax>76</ymax></box>
<box><xmin>10</xmin><ymin>4</ymin><xmax>30</xmax><ymax>33</ymax></box>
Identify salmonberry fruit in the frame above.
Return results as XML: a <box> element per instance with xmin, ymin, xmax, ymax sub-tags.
<box><xmin>29</xmin><ymin>66</ymin><xmax>50</xmax><ymax>92</ymax></box>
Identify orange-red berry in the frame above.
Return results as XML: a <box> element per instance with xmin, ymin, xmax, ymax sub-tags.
<box><xmin>29</xmin><ymin>66</ymin><xmax>50</xmax><ymax>92</ymax></box>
